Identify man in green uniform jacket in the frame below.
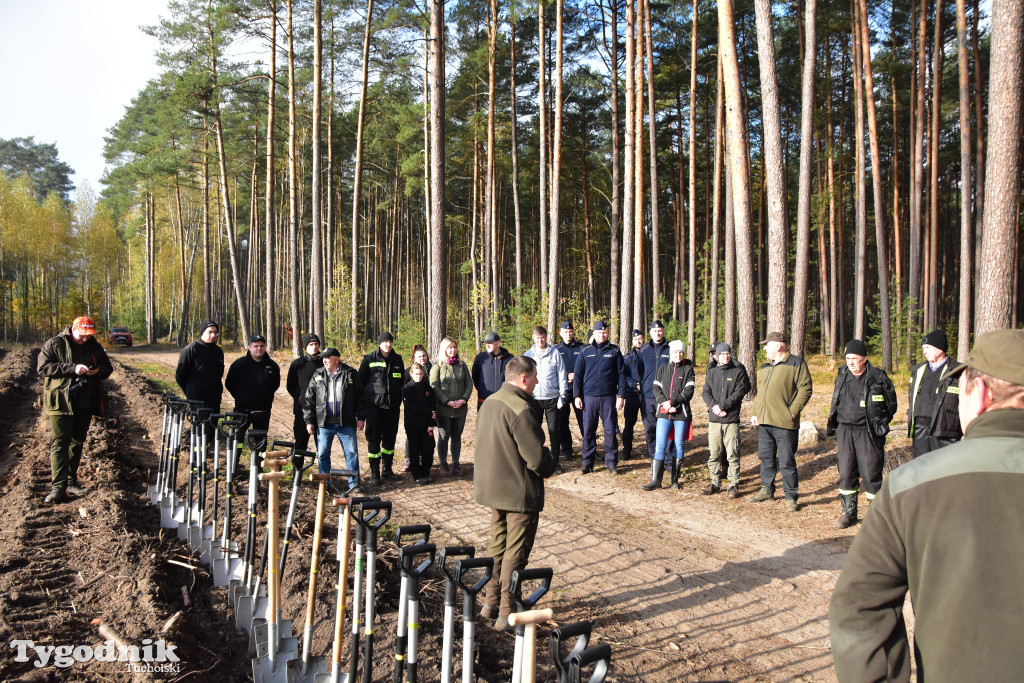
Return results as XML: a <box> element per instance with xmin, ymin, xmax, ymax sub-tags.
<box><xmin>474</xmin><ymin>355</ymin><xmax>555</xmax><ymax>632</ymax></box>
<box><xmin>38</xmin><ymin>316</ymin><xmax>113</xmax><ymax>503</ymax></box>
<box><xmin>829</xmin><ymin>328</ymin><xmax>1024</xmax><ymax>682</ymax></box>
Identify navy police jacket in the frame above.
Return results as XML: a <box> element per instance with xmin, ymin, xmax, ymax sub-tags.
<box><xmin>622</xmin><ymin>348</ymin><xmax>644</xmax><ymax>398</ymax></box>
<box><xmin>639</xmin><ymin>339</ymin><xmax>671</xmax><ymax>399</ymax></box>
<box><xmin>552</xmin><ymin>339</ymin><xmax>585</xmax><ymax>386</ymax></box>
<box><xmin>573</xmin><ymin>341</ymin><xmax>627</xmax><ymax>399</ymax></box>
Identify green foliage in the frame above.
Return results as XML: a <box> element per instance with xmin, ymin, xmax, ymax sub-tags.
<box><xmin>0</xmin><ymin>137</ymin><xmax>74</xmax><ymax>202</ymax></box>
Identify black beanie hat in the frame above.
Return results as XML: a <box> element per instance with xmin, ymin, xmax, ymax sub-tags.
<box><xmin>922</xmin><ymin>329</ymin><xmax>948</xmax><ymax>353</ymax></box>
<box><xmin>301</xmin><ymin>332</ymin><xmax>321</xmax><ymax>347</ymax></box>
<box><xmin>199</xmin><ymin>319</ymin><xmax>219</xmax><ymax>336</ymax></box>
<box><xmin>845</xmin><ymin>339</ymin><xmax>868</xmax><ymax>357</ymax></box>
<box><xmin>377</xmin><ymin>331</ymin><xmax>394</xmax><ymax>343</ymax></box>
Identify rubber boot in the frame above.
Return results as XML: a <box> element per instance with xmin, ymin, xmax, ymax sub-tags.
<box><xmin>835</xmin><ymin>493</ymin><xmax>858</xmax><ymax>529</ymax></box>
<box><xmin>382</xmin><ymin>452</ymin><xmax>400</xmax><ymax>481</ymax></box>
<box><xmin>641</xmin><ymin>460</ymin><xmax>665</xmax><ymax>491</ymax></box>
<box><xmin>670</xmin><ymin>457</ymin><xmax>682</xmax><ymax>489</ymax></box>
<box><xmin>369</xmin><ymin>459</ymin><xmax>382</xmax><ymax>487</ymax></box>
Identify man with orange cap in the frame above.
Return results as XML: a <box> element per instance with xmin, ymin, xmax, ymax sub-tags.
<box><xmin>38</xmin><ymin>316</ymin><xmax>113</xmax><ymax>503</ymax></box>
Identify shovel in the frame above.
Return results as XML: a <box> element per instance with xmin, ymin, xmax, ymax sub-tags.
<box><xmin>148</xmin><ymin>393</ymin><xmax>171</xmax><ymax>504</ymax></box>
<box><xmin>567</xmin><ymin>644</ymin><xmax>612</xmax><ymax>683</ymax></box>
<box><xmin>352</xmin><ymin>500</ymin><xmax>392</xmax><ymax>683</ymax></box>
<box><xmin>311</xmin><ymin>493</ymin><xmax>353</xmax><ymax>683</ymax></box>
<box><xmin>153</xmin><ymin>396</ymin><xmax>178</xmax><ymax>508</ymax></box>
<box><xmin>508</xmin><ymin>609</ymin><xmax>555</xmax><ymax>683</ymax></box>
<box><xmin>198</xmin><ymin>414</ymin><xmax>225</xmax><ymax>564</ymax></box>
<box><xmin>509</xmin><ymin>568</ymin><xmax>554</xmax><ymax>683</ymax></box>
<box><xmin>437</xmin><ymin>546</ymin><xmax>476</xmax><ymax>683</ymax></box>
<box><xmin>185</xmin><ymin>408</ymin><xmax>213</xmax><ymax>549</ymax></box>
<box><xmin>291</xmin><ymin>469</ymin><xmax>359</xmax><ymax>683</ymax></box>
<box><xmin>392</xmin><ymin>525</ymin><xmax>433</xmax><ymax>683</ymax></box>
<box><xmin>159</xmin><ymin>400</ymin><xmax>189</xmax><ymax>529</ymax></box>
<box><xmin>455</xmin><ymin>557</ymin><xmax>494</xmax><ymax>683</ymax></box>
<box><xmin>231</xmin><ymin>430</ymin><xmax>270</xmax><ymax>623</ymax></box>
<box><xmin>213</xmin><ymin>414</ymin><xmax>250</xmax><ymax>587</ymax></box>
<box><xmin>549</xmin><ymin>621</ymin><xmax>593</xmax><ymax>683</ymax></box>
<box><xmin>342</xmin><ymin>497</ymin><xmax>383</xmax><ymax>683</ymax></box>
<box><xmin>248</xmin><ymin>453</ymin><xmax>292</xmax><ymax>651</ymax></box>
<box><xmin>176</xmin><ymin>401</ymin><xmax>208</xmax><ymax>539</ymax></box>
<box><xmin>399</xmin><ymin>542</ymin><xmax>436</xmax><ymax>683</ymax></box>
<box><xmin>251</xmin><ymin>468</ymin><xmax>299</xmax><ymax>683</ymax></box>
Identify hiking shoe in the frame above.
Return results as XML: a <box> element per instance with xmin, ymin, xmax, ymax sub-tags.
<box><xmin>67</xmin><ymin>482</ymin><xmax>86</xmax><ymax>497</ymax></box>
<box><xmin>786</xmin><ymin>499</ymin><xmax>799</xmax><ymax>513</ymax></box>
<box><xmin>727</xmin><ymin>486</ymin><xmax>739</xmax><ymax>499</ymax></box>
<box><xmin>480</xmin><ymin>604</ymin><xmax>499</xmax><ymax>620</ymax></box>
<box><xmin>369</xmin><ymin>474</ymin><xmax>381</xmax><ymax>487</ymax></box>
<box><xmin>701</xmin><ymin>483</ymin><xmax>721</xmax><ymax>495</ymax></box>
<box><xmin>451</xmin><ymin>466</ymin><xmax>464</xmax><ymax>477</ymax></box>
<box><xmin>579</xmin><ymin>466</ymin><xmax>593</xmax><ymax>475</ymax></box>
<box><xmin>415</xmin><ymin>477</ymin><xmax>432</xmax><ymax>485</ymax></box>
<box><xmin>345</xmin><ymin>484</ymin><xmax>363</xmax><ymax>496</ymax></box>
<box><xmin>553</xmin><ymin>464</ymin><xmax>565</xmax><ymax>475</ymax></box>
<box><xmin>494</xmin><ymin>615</ymin><xmax>514</xmax><ymax>633</ymax></box>
<box><xmin>606</xmin><ymin>464</ymin><xmax>618</xmax><ymax>475</ymax></box>
<box><xmin>45</xmin><ymin>488</ymin><xmax>68</xmax><ymax>504</ymax></box>
<box><xmin>383</xmin><ymin>471</ymin><xmax>401</xmax><ymax>482</ymax></box>
<box><xmin>754</xmin><ymin>487</ymin><xmax>775</xmax><ymax>502</ymax></box>
<box><xmin>439</xmin><ymin>464</ymin><xmax>451</xmax><ymax>476</ymax></box>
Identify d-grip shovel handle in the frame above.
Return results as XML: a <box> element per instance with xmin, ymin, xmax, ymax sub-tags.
<box><xmin>395</xmin><ymin>524</ymin><xmax>432</xmax><ymax>549</ymax></box>
<box><xmin>510</xmin><ymin>567</ymin><xmax>554</xmax><ymax>612</ymax></box>
<box><xmin>356</xmin><ymin>500</ymin><xmax>392</xmax><ymax>531</ymax></box>
<box><xmin>274</xmin><ymin>440</ymin><xmax>296</xmax><ymax>453</ymax></box>
<box><xmin>550</xmin><ymin>621</ymin><xmax>593</xmax><ymax>683</ymax></box>
<box><xmin>400</xmin><ymin>543</ymin><xmax>437</xmax><ymax>576</ymax></box>
<box><xmin>456</xmin><ymin>557</ymin><xmax>494</xmax><ymax>596</ymax></box>
<box><xmin>438</xmin><ymin>546</ymin><xmax>476</xmax><ymax>582</ymax></box>
<box><xmin>568</xmin><ymin>644</ymin><xmax>612</xmax><ymax>683</ymax></box>
<box><xmin>325</xmin><ymin>468</ymin><xmax>359</xmax><ymax>481</ymax></box>
<box><xmin>245</xmin><ymin>429</ymin><xmax>269</xmax><ymax>453</ymax></box>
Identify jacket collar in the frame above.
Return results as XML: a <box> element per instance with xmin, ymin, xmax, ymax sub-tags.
<box><xmin>963</xmin><ymin>409</ymin><xmax>1024</xmax><ymax>440</ymax></box>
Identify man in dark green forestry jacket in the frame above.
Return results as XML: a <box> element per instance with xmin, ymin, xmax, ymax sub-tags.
<box><xmin>473</xmin><ymin>355</ymin><xmax>555</xmax><ymax>632</ymax></box>
<box><xmin>829</xmin><ymin>329</ymin><xmax>1024</xmax><ymax>681</ymax></box>
<box><xmin>38</xmin><ymin>316</ymin><xmax>113</xmax><ymax>504</ymax></box>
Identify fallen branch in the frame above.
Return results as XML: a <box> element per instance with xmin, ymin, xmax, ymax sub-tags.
<box><xmin>167</xmin><ymin>559</ymin><xmax>200</xmax><ymax>571</ymax></box>
<box><xmin>160</xmin><ymin>611</ymin><xmax>183</xmax><ymax>635</ymax></box>
<box><xmin>181</xmin><ymin>585</ymin><xmax>191</xmax><ymax>607</ymax></box>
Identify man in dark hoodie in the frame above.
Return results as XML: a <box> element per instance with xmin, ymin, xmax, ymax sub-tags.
<box><xmin>225</xmin><ymin>333</ymin><xmax>281</xmax><ymax>433</ymax></box>
<box><xmin>175</xmin><ymin>319</ymin><xmax>224</xmax><ymax>413</ymax></box>
<box><xmin>472</xmin><ymin>332</ymin><xmax>513</xmax><ymax>410</ymax></box>
<box><xmin>356</xmin><ymin>332</ymin><xmax>405</xmax><ymax>485</ymax></box>
<box><xmin>38</xmin><ymin>316</ymin><xmax>114</xmax><ymax>503</ymax></box>
<box><xmin>702</xmin><ymin>343</ymin><xmax>750</xmax><ymax>497</ymax></box>
<box><xmin>286</xmin><ymin>332</ymin><xmax>322</xmax><ymax>450</ymax></box>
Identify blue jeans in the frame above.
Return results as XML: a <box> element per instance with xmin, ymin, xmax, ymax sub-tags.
<box><xmin>316</xmin><ymin>423</ymin><xmax>359</xmax><ymax>486</ymax></box>
<box><xmin>654</xmin><ymin>419</ymin><xmax>688</xmax><ymax>462</ymax></box>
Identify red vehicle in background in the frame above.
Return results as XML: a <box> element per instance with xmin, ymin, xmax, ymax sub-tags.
<box><xmin>109</xmin><ymin>326</ymin><xmax>134</xmax><ymax>346</ymax></box>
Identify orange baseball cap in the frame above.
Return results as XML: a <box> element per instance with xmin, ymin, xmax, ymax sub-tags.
<box><xmin>72</xmin><ymin>316</ymin><xmax>96</xmax><ymax>335</ymax></box>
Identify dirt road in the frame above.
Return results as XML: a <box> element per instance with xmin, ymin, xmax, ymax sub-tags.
<box><xmin>0</xmin><ymin>344</ymin><xmax>917</xmax><ymax>681</ymax></box>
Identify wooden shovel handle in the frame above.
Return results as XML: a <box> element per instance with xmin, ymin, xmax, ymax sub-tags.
<box><xmin>265</xmin><ymin>449</ymin><xmax>288</xmax><ymax>458</ymax></box>
<box><xmin>508</xmin><ymin>608</ymin><xmax>554</xmax><ymax>626</ymax></box>
<box><xmin>263</xmin><ymin>458</ymin><xmax>290</xmax><ymax>469</ymax></box>
<box><xmin>310</xmin><ymin>473</ymin><xmax>332</xmax><ymax>482</ymax></box>
<box><xmin>258</xmin><ymin>471</ymin><xmax>289</xmax><ymax>482</ymax></box>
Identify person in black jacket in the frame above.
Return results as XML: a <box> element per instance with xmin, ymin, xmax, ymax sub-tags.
<box><xmin>573</xmin><ymin>321</ymin><xmax>627</xmax><ymax>474</ymax></box>
<box><xmin>175</xmin><ymin>319</ymin><xmax>224</xmax><ymax>413</ymax></box>
<box><xmin>286</xmin><ymin>332</ymin><xmax>321</xmax><ymax>450</ymax></box>
<box><xmin>701</xmin><ymin>343</ymin><xmax>750</xmax><ymax>497</ymax></box>
<box><xmin>356</xmin><ymin>332</ymin><xmax>405</xmax><ymax>485</ymax></box>
<box><xmin>907</xmin><ymin>328</ymin><xmax>963</xmax><ymax>457</ymax></box>
<box><xmin>403</xmin><ymin>362</ymin><xmax>437</xmax><ymax>484</ymax></box>
<box><xmin>826</xmin><ymin>339</ymin><xmax>897</xmax><ymax>529</ymax></box>
<box><xmin>225</xmin><ymin>334</ymin><xmax>281</xmax><ymax>433</ymax></box>
<box><xmin>642</xmin><ymin>341</ymin><xmax>695</xmax><ymax>490</ymax></box>
<box><xmin>638</xmin><ymin>321</ymin><xmax>672</xmax><ymax>459</ymax></box>
<box><xmin>552</xmin><ymin>321</ymin><xmax>586</xmax><ymax>459</ymax></box>
<box><xmin>621</xmin><ymin>330</ymin><xmax>646</xmax><ymax>459</ymax></box>
<box><xmin>304</xmin><ymin>347</ymin><xmax>364</xmax><ymax>493</ymax></box>
<box><xmin>472</xmin><ymin>332</ymin><xmax>513</xmax><ymax>409</ymax></box>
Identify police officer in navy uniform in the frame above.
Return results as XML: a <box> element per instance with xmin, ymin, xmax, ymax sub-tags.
<box><xmin>907</xmin><ymin>329</ymin><xmax>963</xmax><ymax>457</ymax></box>
<box><xmin>356</xmin><ymin>332</ymin><xmax>405</xmax><ymax>485</ymax></box>
<box><xmin>621</xmin><ymin>329</ymin><xmax>646</xmax><ymax>459</ymax></box>
<box><xmin>639</xmin><ymin>320</ymin><xmax>671</xmax><ymax>459</ymax></box>
<box><xmin>573</xmin><ymin>321</ymin><xmax>628</xmax><ymax>474</ymax></box>
<box><xmin>552</xmin><ymin>321</ymin><xmax>586</xmax><ymax>459</ymax></box>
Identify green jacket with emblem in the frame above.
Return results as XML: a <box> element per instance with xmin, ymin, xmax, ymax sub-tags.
<box><xmin>473</xmin><ymin>382</ymin><xmax>555</xmax><ymax>513</ymax></box>
<box><xmin>38</xmin><ymin>326</ymin><xmax>113</xmax><ymax>417</ymax></box>
<box><xmin>430</xmin><ymin>359</ymin><xmax>473</xmax><ymax>418</ymax></box>
<box><xmin>826</xmin><ymin>361</ymin><xmax>898</xmax><ymax>441</ymax></box>
<box><xmin>752</xmin><ymin>353</ymin><xmax>813</xmax><ymax>430</ymax></box>
<box><xmin>356</xmin><ymin>347</ymin><xmax>405</xmax><ymax>411</ymax></box>
<box><xmin>829</xmin><ymin>409</ymin><xmax>1024</xmax><ymax>682</ymax></box>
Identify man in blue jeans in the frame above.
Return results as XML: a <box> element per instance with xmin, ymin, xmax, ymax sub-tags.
<box><xmin>303</xmin><ymin>347</ymin><xmax>365</xmax><ymax>494</ymax></box>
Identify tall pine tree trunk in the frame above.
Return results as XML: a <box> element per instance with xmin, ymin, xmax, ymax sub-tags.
<box><xmin>264</xmin><ymin>1</ymin><xmax>277</xmax><ymax>350</ymax></box>
<box><xmin>547</xmin><ymin>0</ymin><xmax>564</xmax><ymax>333</ymax></box>
<box><xmin>605</xmin><ymin>0</ymin><xmax>621</xmax><ymax>333</ymax></box>
<box><xmin>510</xmin><ymin>20</ymin><xmax>523</xmax><ymax>291</ymax></box>
<box><xmin>310</xmin><ymin>0</ymin><xmax>324</xmax><ymax>340</ymax></box>
<box><xmin>350</xmin><ymin>0</ymin><xmax>374</xmax><ymax>339</ymax></box>
<box><xmin>287</xmin><ymin>0</ymin><xmax>300</xmax><ymax>353</ymax></box>
<box><xmin>792</xmin><ymin>0</ymin><xmax>817</xmax><ymax>355</ymax></box>
<box><xmin>852</xmin><ymin>0</ymin><xmax>867</xmax><ymax>340</ymax></box>
<box><xmin>927</xmin><ymin>0</ymin><xmax>944</xmax><ymax>329</ymax></box>
<box><xmin>537</xmin><ymin>1</ymin><xmax>548</xmax><ymax>298</ymax></box>
<box><xmin>956</xmin><ymin>0</ymin><xmax>973</xmax><ymax>356</ymax></box>
<box><xmin>709</xmin><ymin>52</ymin><xmax>723</xmax><ymax>345</ymax></box>
<box><xmin>687</xmin><ymin>0</ymin><xmax>697</xmax><ymax>354</ymax></box>
<box><xmin>427</xmin><ymin>0</ymin><xmax>447</xmax><ymax>352</ymax></box>
<box><xmin>620</xmin><ymin>0</ymin><xmax>636</xmax><ymax>347</ymax></box>
<box><xmin>644</xmin><ymin>0</ymin><xmax>660</xmax><ymax>309</ymax></box>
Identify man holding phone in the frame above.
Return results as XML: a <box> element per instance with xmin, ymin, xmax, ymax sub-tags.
<box><xmin>38</xmin><ymin>316</ymin><xmax>113</xmax><ymax>503</ymax></box>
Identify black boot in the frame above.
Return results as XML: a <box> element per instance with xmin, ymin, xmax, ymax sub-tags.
<box><xmin>382</xmin><ymin>453</ymin><xmax>400</xmax><ymax>481</ymax></box>
<box><xmin>369</xmin><ymin>459</ymin><xmax>382</xmax><ymax>487</ymax></box>
<box><xmin>835</xmin><ymin>493</ymin><xmax>859</xmax><ymax>529</ymax></box>
<box><xmin>45</xmin><ymin>487</ymin><xmax>68</xmax><ymax>504</ymax></box>
<box><xmin>641</xmin><ymin>460</ymin><xmax>665</xmax><ymax>491</ymax></box>
<box><xmin>670</xmin><ymin>457</ymin><xmax>682</xmax><ymax>489</ymax></box>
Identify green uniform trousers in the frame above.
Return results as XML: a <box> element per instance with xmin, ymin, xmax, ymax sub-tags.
<box><xmin>707</xmin><ymin>422</ymin><xmax>741</xmax><ymax>486</ymax></box>
<box><xmin>484</xmin><ymin>508</ymin><xmax>540</xmax><ymax>617</ymax></box>
<box><xmin>50</xmin><ymin>412</ymin><xmax>92</xmax><ymax>489</ymax></box>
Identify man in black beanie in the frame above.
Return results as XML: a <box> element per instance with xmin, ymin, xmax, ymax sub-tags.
<box><xmin>175</xmin><ymin>320</ymin><xmax>224</xmax><ymax>414</ymax></box>
<box><xmin>908</xmin><ymin>329</ymin><xmax>963</xmax><ymax>457</ymax></box>
<box><xmin>826</xmin><ymin>339</ymin><xmax>897</xmax><ymax>528</ymax></box>
<box><xmin>356</xmin><ymin>331</ymin><xmax>405</xmax><ymax>485</ymax></box>
<box><xmin>286</xmin><ymin>332</ymin><xmax>322</xmax><ymax>450</ymax></box>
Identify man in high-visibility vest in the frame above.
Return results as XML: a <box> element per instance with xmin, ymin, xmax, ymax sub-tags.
<box><xmin>907</xmin><ymin>329</ymin><xmax>963</xmax><ymax>457</ymax></box>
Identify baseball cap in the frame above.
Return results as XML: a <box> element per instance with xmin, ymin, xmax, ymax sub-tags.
<box><xmin>248</xmin><ymin>333</ymin><xmax>267</xmax><ymax>344</ymax></box>
<box><xmin>940</xmin><ymin>329</ymin><xmax>1024</xmax><ymax>385</ymax></box>
<box><xmin>484</xmin><ymin>332</ymin><xmax>501</xmax><ymax>343</ymax></box>
<box><xmin>760</xmin><ymin>332</ymin><xmax>785</xmax><ymax>345</ymax></box>
<box><xmin>72</xmin><ymin>317</ymin><xmax>96</xmax><ymax>335</ymax></box>
<box><xmin>321</xmin><ymin>347</ymin><xmax>341</xmax><ymax>358</ymax></box>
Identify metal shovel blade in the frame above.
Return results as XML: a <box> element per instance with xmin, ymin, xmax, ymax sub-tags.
<box><xmin>234</xmin><ymin>586</ymin><xmax>269</xmax><ymax>634</ymax></box>
<box><xmin>312</xmin><ymin>667</ymin><xmax>350</xmax><ymax>683</ymax></box>
<box><xmin>159</xmin><ymin>496</ymin><xmax>179</xmax><ymax>528</ymax></box>
<box><xmin>214</xmin><ymin>554</ymin><xmax>244</xmax><ymax>588</ymax></box>
<box><xmin>289</xmin><ymin>654</ymin><xmax>330</xmax><ymax>683</ymax></box>
<box><xmin>252</xmin><ymin>644</ymin><xmax>299</xmax><ymax>683</ymax></box>
<box><xmin>186</xmin><ymin>522</ymin><xmax>204</xmax><ymax>549</ymax></box>
<box><xmin>255</xmin><ymin>628</ymin><xmax>297</xmax><ymax>659</ymax></box>
<box><xmin>251</xmin><ymin>616</ymin><xmax>294</xmax><ymax>655</ymax></box>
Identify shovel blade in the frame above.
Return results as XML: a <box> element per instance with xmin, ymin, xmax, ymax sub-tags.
<box><xmin>159</xmin><ymin>497</ymin><xmax>178</xmax><ymax>528</ymax></box>
<box><xmin>289</xmin><ymin>654</ymin><xmax>329</xmax><ymax>683</ymax></box>
<box><xmin>313</xmin><ymin>668</ymin><xmax>350</xmax><ymax>683</ymax></box>
<box><xmin>256</xmin><ymin>620</ymin><xmax>295</xmax><ymax>657</ymax></box>
<box><xmin>252</xmin><ymin>652</ymin><xmax>295</xmax><ymax>683</ymax></box>
<box><xmin>186</xmin><ymin>522</ymin><xmax>204</xmax><ymax>549</ymax></box>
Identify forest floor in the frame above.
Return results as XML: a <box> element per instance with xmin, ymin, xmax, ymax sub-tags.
<box><xmin>0</xmin><ymin>343</ymin><xmax>919</xmax><ymax>682</ymax></box>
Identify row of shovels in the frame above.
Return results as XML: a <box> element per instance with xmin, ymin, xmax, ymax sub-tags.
<box><xmin>146</xmin><ymin>394</ymin><xmax>612</xmax><ymax>682</ymax></box>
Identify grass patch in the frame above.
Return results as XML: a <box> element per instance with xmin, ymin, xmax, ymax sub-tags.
<box><xmin>123</xmin><ymin>359</ymin><xmax>178</xmax><ymax>394</ymax></box>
